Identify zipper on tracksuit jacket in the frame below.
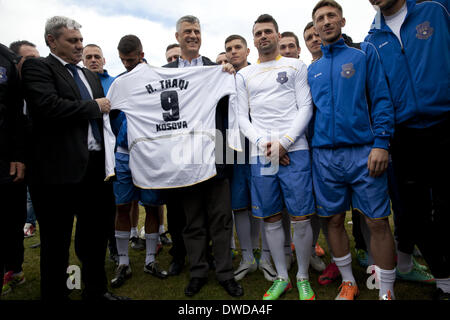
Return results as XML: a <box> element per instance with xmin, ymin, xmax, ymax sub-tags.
<box><xmin>330</xmin><ymin>48</ymin><xmax>335</xmax><ymax>147</ymax></box>
<box><xmin>398</xmin><ymin>14</ymin><xmax>423</xmax><ymax>127</ymax></box>
<box><xmin>382</xmin><ymin>8</ymin><xmax>422</xmax><ymax>127</ymax></box>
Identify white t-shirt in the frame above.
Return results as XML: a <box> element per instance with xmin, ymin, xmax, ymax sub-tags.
<box><xmin>104</xmin><ymin>63</ymin><xmax>240</xmax><ymax>189</ymax></box>
<box><xmin>384</xmin><ymin>1</ymin><xmax>408</xmax><ymax>47</ymax></box>
<box><xmin>236</xmin><ymin>55</ymin><xmax>313</xmax><ymax>156</ymax></box>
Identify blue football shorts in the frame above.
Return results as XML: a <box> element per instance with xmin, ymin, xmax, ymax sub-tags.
<box><xmin>230</xmin><ymin>163</ymin><xmax>252</xmax><ymax>211</ymax></box>
<box><xmin>312</xmin><ymin>144</ymin><xmax>391</xmax><ymax>219</ymax></box>
<box><xmin>250</xmin><ymin>149</ymin><xmax>316</xmax><ymax>219</ymax></box>
<box><xmin>113</xmin><ymin>152</ymin><xmax>164</xmax><ymax>206</ymax></box>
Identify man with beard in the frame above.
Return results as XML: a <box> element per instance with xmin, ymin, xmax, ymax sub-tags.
<box><xmin>236</xmin><ymin>14</ymin><xmax>316</xmax><ymax>301</ymax></box>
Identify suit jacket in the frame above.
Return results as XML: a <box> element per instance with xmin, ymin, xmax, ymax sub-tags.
<box><xmin>164</xmin><ymin>57</ymin><xmax>232</xmax><ymax>180</ymax></box>
<box><xmin>21</xmin><ymin>54</ymin><xmax>105</xmax><ymax>185</ymax></box>
<box><xmin>0</xmin><ymin>44</ymin><xmax>26</xmax><ymax>184</ymax></box>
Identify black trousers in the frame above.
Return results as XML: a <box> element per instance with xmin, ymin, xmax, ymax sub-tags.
<box><xmin>180</xmin><ymin>178</ymin><xmax>234</xmax><ymax>281</ymax></box>
<box><xmin>0</xmin><ymin>181</ymin><xmax>27</xmax><ymax>293</ymax></box>
<box><xmin>166</xmin><ymin>193</ymin><xmax>187</xmax><ymax>263</ymax></box>
<box><xmin>390</xmin><ymin>117</ymin><xmax>450</xmax><ymax>278</ymax></box>
<box><xmin>166</xmin><ymin>190</ymin><xmax>213</xmax><ymax>265</ymax></box>
<box><xmin>387</xmin><ymin>158</ymin><xmax>417</xmax><ymax>254</ymax></box>
<box><xmin>29</xmin><ymin>151</ymin><xmax>115</xmax><ymax>300</ymax></box>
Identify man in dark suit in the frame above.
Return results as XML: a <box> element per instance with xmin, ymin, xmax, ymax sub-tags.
<box><xmin>21</xmin><ymin>16</ymin><xmax>126</xmax><ymax>301</ymax></box>
<box><xmin>163</xmin><ymin>15</ymin><xmax>243</xmax><ymax>298</ymax></box>
<box><xmin>0</xmin><ymin>43</ymin><xmax>27</xmax><ymax>295</ymax></box>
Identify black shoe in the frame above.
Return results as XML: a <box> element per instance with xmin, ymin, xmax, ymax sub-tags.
<box><xmin>160</xmin><ymin>232</ymin><xmax>173</xmax><ymax>245</ymax></box>
<box><xmin>130</xmin><ymin>237</ymin><xmax>145</xmax><ymax>250</ymax></box>
<box><xmin>168</xmin><ymin>259</ymin><xmax>185</xmax><ymax>276</ymax></box>
<box><xmin>219</xmin><ymin>278</ymin><xmax>244</xmax><ymax>297</ymax></box>
<box><xmin>101</xmin><ymin>291</ymin><xmax>132</xmax><ymax>300</ymax></box>
<box><xmin>433</xmin><ymin>288</ymin><xmax>450</xmax><ymax>300</ymax></box>
<box><xmin>144</xmin><ymin>261</ymin><xmax>168</xmax><ymax>279</ymax></box>
<box><xmin>111</xmin><ymin>264</ymin><xmax>132</xmax><ymax>288</ymax></box>
<box><xmin>30</xmin><ymin>242</ymin><xmax>41</xmax><ymax>249</ymax></box>
<box><xmin>184</xmin><ymin>277</ymin><xmax>208</xmax><ymax>297</ymax></box>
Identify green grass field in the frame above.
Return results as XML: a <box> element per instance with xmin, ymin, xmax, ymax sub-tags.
<box><xmin>2</xmin><ymin>208</ymin><xmax>435</xmax><ymax>300</ymax></box>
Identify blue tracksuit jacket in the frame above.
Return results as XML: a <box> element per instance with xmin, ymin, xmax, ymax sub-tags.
<box><xmin>365</xmin><ymin>0</ymin><xmax>450</xmax><ymax>128</ymax></box>
<box><xmin>307</xmin><ymin>38</ymin><xmax>394</xmax><ymax>150</ymax></box>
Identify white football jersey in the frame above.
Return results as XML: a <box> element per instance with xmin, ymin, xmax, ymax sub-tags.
<box><xmin>104</xmin><ymin>63</ymin><xmax>241</xmax><ymax>189</ymax></box>
<box><xmin>236</xmin><ymin>55</ymin><xmax>313</xmax><ymax>156</ymax></box>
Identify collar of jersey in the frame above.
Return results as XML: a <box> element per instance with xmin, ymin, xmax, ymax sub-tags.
<box><xmin>257</xmin><ymin>54</ymin><xmax>282</xmax><ymax>64</ymax></box>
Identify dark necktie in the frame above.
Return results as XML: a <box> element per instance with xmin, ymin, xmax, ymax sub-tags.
<box><xmin>65</xmin><ymin>64</ymin><xmax>102</xmax><ymax>142</ymax></box>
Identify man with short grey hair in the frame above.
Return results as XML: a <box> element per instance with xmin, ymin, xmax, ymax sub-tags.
<box><xmin>43</xmin><ymin>16</ymin><xmax>81</xmax><ymax>46</ymax></box>
<box><xmin>21</xmin><ymin>16</ymin><xmax>126</xmax><ymax>301</ymax></box>
<box><xmin>164</xmin><ymin>14</ymin><xmax>243</xmax><ymax>298</ymax></box>
<box><xmin>175</xmin><ymin>15</ymin><xmax>200</xmax><ymax>34</ymax></box>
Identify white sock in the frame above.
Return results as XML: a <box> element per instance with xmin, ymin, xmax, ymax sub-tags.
<box><xmin>250</xmin><ymin>214</ymin><xmax>261</xmax><ymax>250</ymax></box>
<box><xmin>130</xmin><ymin>227</ymin><xmax>138</xmax><ymax>238</ymax></box>
<box><xmin>292</xmin><ymin>219</ymin><xmax>313</xmax><ymax>280</ymax></box>
<box><xmin>333</xmin><ymin>253</ymin><xmax>356</xmax><ymax>284</ymax></box>
<box><xmin>234</xmin><ymin>210</ymin><xmax>254</xmax><ymax>263</ymax></box>
<box><xmin>376</xmin><ymin>266</ymin><xmax>396</xmax><ymax>299</ymax></box>
<box><xmin>158</xmin><ymin>224</ymin><xmax>165</xmax><ymax>234</ymax></box>
<box><xmin>396</xmin><ymin>250</ymin><xmax>413</xmax><ymax>273</ymax></box>
<box><xmin>436</xmin><ymin>278</ymin><xmax>450</xmax><ymax>293</ymax></box>
<box><xmin>260</xmin><ymin>221</ymin><xmax>271</xmax><ymax>263</ymax></box>
<box><xmin>264</xmin><ymin>220</ymin><xmax>288</xmax><ymax>280</ymax></box>
<box><xmin>115</xmin><ymin>230</ymin><xmax>130</xmax><ymax>266</ymax></box>
<box><xmin>145</xmin><ymin>233</ymin><xmax>159</xmax><ymax>265</ymax></box>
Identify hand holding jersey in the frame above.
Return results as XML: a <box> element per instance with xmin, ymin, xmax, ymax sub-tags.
<box><xmin>103</xmin><ymin>63</ymin><xmax>241</xmax><ymax>189</ymax></box>
<box><xmin>221</xmin><ymin>62</ymin><xmax>236</xmax><ymax>74</ymax></box>
<box><xmin>95</xmin><ymin>97</ymin><xmax>111</xmax><ymax>113</ymax></box>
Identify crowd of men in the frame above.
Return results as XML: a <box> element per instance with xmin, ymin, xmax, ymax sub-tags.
<box><xmin>0</xmin><ymin>0</ymin><xmax>448</xmax><ymax>301</ymax></box>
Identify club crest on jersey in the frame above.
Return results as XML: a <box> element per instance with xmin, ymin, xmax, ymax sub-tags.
<box><xmin>276</xmin><ymin>72</ymin><xmax>288</xmax><ymax>84</ymax></box>
<box><xmin>416</xmin><ymin>21</ymin><xmax>433</xmax><ymax>40</ymax></box>
<box><xmin>0</xmin><ymin>67</ymin><xmax>7</xmax><ymax>84</ymax></box>
<box><xmin>341</xmin><ymin>63</ymin><xmax>355</xmax><ymax>79</ymax></box>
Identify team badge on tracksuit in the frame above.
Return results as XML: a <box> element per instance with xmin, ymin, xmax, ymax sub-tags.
<box><xmin>276</xmin><ymin>72</ymin><xmax>288</xmax><ymax>84</ymax></box>
<box><xmin>0</xmin><ymin>67</ymin><xmax>7</xmax><ymax>84</ymax></box>
<box><xmin>416</xmin><ymin>21</ymin><xmax>434</xmax><ymax>40</ymax></box>
<box><xmin>341</xmin><ymin>63</ymin><xmax>355</xmax><ymax>79</ymax></box>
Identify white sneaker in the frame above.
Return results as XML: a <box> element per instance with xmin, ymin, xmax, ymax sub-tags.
<box><xmin>258</xmin><ymin>260</ymin><xmax>278</xmax><ymax>282</ymax></box>
<box><xmin>234</xmin><ymin>259</ymin><xmax>257</xmax><ymax>281</ymax></box>
<box><xmin>310</xmin><ymin>253</ymin><xmax>326</xmax><ymax>272</ymax></box>
<box><xmin>23</xmin><ymin>223</ymin><xmax>36</xmax><ymax>238</ymax></box>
